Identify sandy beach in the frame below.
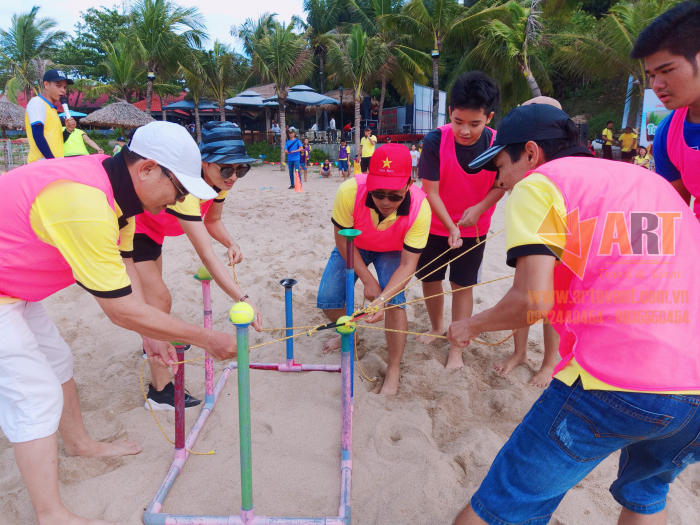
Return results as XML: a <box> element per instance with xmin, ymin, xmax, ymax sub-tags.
<box><xmin>1</xmin><ymin>163</ymin><xmax>698</xmax><ymax>525</ymax></box>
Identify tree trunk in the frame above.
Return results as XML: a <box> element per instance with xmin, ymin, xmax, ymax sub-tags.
<box><xmin>354</xmin><ymin>89</ymin><xmax>361</xmax><ymax>154</ymax></box>
<box><xmin>145</xmin><ymin>78</ymin><xmax>153</xmax><ymax>116</ymax></box>
<box><xmin>378</xmin><ymin>74</ymin><xmax>387</xmax><ymax>134</ymax></box>
<box><xmin>194</xmin><ymin>104</ymin><xmax>201</xmax><ymax>143</ymax></box>
<box><xmin>432</xmin><ymin>54</ymin><xmax>439</xmax><ymax>129</ymax></box>
<box><xmin>160</xmin><ymin>94</ymin><xmax>167</xmax><ymax>122</ymax></box>
<box><xmin>220</xmin><ymin>99</ymin><xmax>226</xmax><ymax>121</ymax></box>
<box><xmin>279</xmin><ymin>98</ymin><xmax>287</xmax><ymax>171</ymax></box>
<box><xmin>522</xmin><ymin>62</ymin><xmax>542</xmax><ymax>98</ymax></box>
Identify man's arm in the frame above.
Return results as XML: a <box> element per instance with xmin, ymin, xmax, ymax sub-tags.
<box><xmin>333</xmin><ymin>226</ymin><xmax>381</xmax><ymax>300</ymax></box>
<box><xmin>30</xmin><ymin>123</ymin><xmax>55</xmax><ymax>159</ymax></box>
<box><xmin>82</xmin><ymin>133</ymin><xmax>104</xmax><ymax>154</ymax></box>
<box><xmin>457</xmin><ymin>186</ymin><xmax>506</xmax><ymax>229</ymax></box>
<box><xmin>448</xmin><ymin>254</ymin><xmax>555</xmax><ymax>347</ymax></box>
<box><xmin>364</xmin><ymin>249</ymin><xmax>421</xmax><ymax>323</ymax></box>
<box><xmin>422</xmin><ymin>179</ymin><xmax>462</xmax><ymax>248</ymax></box>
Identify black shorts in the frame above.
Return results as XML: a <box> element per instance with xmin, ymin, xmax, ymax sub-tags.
<box><xmin>621</xmin><ymin>150</ymin><xmax>634</xmax><ymax>161</ymax></box>
<box><xmin>360</xmin><ymin>156</ymin><xmax>371</xmax><ymax>173</ymax></box>
<box><xmin>602</xmin><ymin>144</ymin><xmax>613</xmax><ymax>160</ymax></box>
<box><xmin>133</xmin><ymin>233</ymin><xmax>163</xmax><ymax>262</ymax></box>
<box><xmin>415</xmin><ymin>233</ymin><xmax>485</xmax><ymax>287</ymax></box>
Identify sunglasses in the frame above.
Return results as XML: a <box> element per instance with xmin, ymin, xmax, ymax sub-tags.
<box><xmin>218</xmin><ymin>164</ymin><xmax>251</xmax><ymax>179</ymax></box>
<box><xmin>161</xmin><ymin>165</ymin><xmax>189</xmax><ymax>199</ymax></box>
<box><xmin>370</xmin><ymin>190</ymin><xmax>405</xmax><ymax>202</ymax></box>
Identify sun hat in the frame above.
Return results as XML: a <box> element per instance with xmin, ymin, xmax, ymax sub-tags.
<box><xmin>199</xmin><ymin>121</ymin><xmax>257</xmax><ymax>165</ymax></box>
<box><xmin>469</xmin><ymin>104</ymin><xmax>585</xmax><ymax>171</ymax></box>
<box><xmin>43</xmin><ymin>69</ymin><xmax>73</xmax><ymax>85</ymax></box>
<box><xmin>129</xmin><ymin>121</ymin><xmax>216</xmax><ymax>200</ymax></box>
<box><xmin>366</xmin><ymin>144</ymin><xmax>412</xmax><ymax>191</ymax></box>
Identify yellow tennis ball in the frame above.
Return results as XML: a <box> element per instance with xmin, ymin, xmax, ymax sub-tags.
<box><xmin>229</xmin><ymin>302</ymin><xmax>255</xmax><ymax>325</ymax></box>
<box><xmin>194</xmin><ymin>265</ymin><xmax>212</xmax><ymax>281</ymax></box>
<box><xmin>335</xmin><ymin>315</ymin><xmax>356</xmax><ymax>335</ymax></box>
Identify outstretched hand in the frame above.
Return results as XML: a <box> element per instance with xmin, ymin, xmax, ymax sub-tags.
<box><xmin>447</xmin><ymin>319</ymin><xmax>479</xmax><ymax>348</ymax></box>
<box><xmin>143</xmin><ymin>337</ymin><xmax>179</xmax><ymax>374</ymax></box>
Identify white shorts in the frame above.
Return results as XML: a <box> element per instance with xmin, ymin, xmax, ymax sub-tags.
<box><xmin>0</xmin><ymin>301</ymin><xmax>73</xmax><ymax>443</ymax></box>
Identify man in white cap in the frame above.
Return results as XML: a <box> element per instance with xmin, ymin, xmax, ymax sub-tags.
<box><xmin>0</xmin><ymin>121</ymin><xmax>236</xmax><ymax>525</ymax></box>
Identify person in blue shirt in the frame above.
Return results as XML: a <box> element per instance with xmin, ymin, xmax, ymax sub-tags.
<box><xmin>284</xmin><ymin>127</ymin><xmax>303</xmax><ymax>189</ymax></box>
<box><xmin>631</xmin><ymin>2</ymin><xmax>700</xmax><ymax>216</ymax></box>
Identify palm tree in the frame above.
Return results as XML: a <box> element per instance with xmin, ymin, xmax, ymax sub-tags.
<box><xmin>328</xmin><ymin>25</ymin><xmax>388</xmax><ymax>151</ymax></box>
<box><xmin>201</xmin><ymin>42</ymin><xmax>244</xmax><ymax>121</ymax></box>
<box><xmin>240</xmin><ymin>15</ymin><xmax>313</xmax><ymax>168</ymax></box>
<box><xmin>391</xmin><ymin>0</ymin><xmax>511</xmax><ymax>127</ymax></box>
<box><xmin>179</xmin><ymin>50</ymin><xmax>207</xmax><ymax>142</ymax></box>
<box><xmin>0</xmin><ymin>6</ymin><xmax>66</xmax><ymax>102</ymax></box>
<box><xmin>128</xmin><ymin>0</ymin><xmax>206</xmax><ymax>115</ymax></box>
<box><xmin>302</xmin><ymin>0</ymin><xmax>346</xmax><ymax>96</ymax></box>
<box><xmin>87</xmin><ymin>37</ymin><xmax>146</xmax><ymax>101</ymax></box>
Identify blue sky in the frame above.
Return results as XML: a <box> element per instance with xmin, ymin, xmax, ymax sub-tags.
<box><xmin>0</xmin><ymin>1</ymin><xmax>305</xmax><ymax>52</ymax></box>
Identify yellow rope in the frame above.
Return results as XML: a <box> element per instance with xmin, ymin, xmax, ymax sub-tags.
<box><xmin>353</xmin><ymin>323</ymin><xmax>514</xmax><ymax>347</ymax></box>
<box><xmin>139</xmin><ymin>357</ymin><xmax>214</xmax><ymax>455</ymax></box>
<box><xmin>261</xmin><ymin>325</ymin><xmax>318</xmax><ymax>332</ymax></box>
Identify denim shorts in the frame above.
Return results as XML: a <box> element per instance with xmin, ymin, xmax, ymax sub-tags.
<box><xmin>338</xmin><ymin>160</ymin><xmax>349</xmax><ymax>171</ymax></box>
<box><xmin>316</xmin><ymin>247</ymin><xmax>406</xmax><ymax>309</ymax></box>
<box><xmin>471</xmin><ymin>378</ymin><xmax>700</xmax><ymax>524</ymax></box>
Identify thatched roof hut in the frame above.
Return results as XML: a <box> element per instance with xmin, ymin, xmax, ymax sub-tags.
<box><xmin>81</xmin><ymin>101</ymin><xmax>155</xmax><ymax>128</ymax></box>
<box><xmin>0</xmin><ymin>97</ymin><xmax>25</xmax><ymax>130</ymax></box>
<box><xmin>307</xmin><ymin>89</ymin><xmax>377</xmax><ymax>113</ymax></box>
<box><xmin>246</xmin><ymin>83</ymin><xmax>277</xmax><ymax>99</ymax></box>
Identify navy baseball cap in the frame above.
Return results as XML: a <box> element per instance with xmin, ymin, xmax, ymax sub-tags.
<box><xmin>43</xmin><ymin>69</ymin><xmax>73</xmax><ymax>85</ymax></box>
<box><xmin>469</xmin><ymin>104</ymin><xmax>575</xmax><ymax>170</ymax></box>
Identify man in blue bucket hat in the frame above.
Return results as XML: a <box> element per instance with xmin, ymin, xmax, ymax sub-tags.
<box><xmin>133</xmin><ymin>121</ymin><xmax>263</xmax><ymax>410</ymax></box>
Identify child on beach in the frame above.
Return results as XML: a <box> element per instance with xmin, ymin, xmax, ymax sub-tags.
<box><xmin>300</xmin><ymin>137</ymin><xmax>311</xmax><ymax>182</ymax></box>
<box><xmin>415</xmin><ymin>71</ymin><xmax>504</xmax><ymax>369</ymax></box>
<box><xmin>338</xmin><ymin>139</ymin><xmax>350</xmax><ymax>178</ymax></box>
<box><xmin>321</xmin><ymin>159</ymin><xmax>332</xmax><ymax>177</ymax></box>
<box><xmin>634</xmin><ymin>146</ymin><xmax>651</xmax><ymax>168</ymax></box>
<box><xmin>410</xmin><ymin>144</ymin><xmax>420</xmax><ymax>180</ymax></box>
<box><xmin>353</xmin><ymin>155</ymin><xmax>362</xmax><ymax>175</ymax></box>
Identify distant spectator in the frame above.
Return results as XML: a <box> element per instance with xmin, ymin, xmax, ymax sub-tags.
<box><xmin>587</xmin><ymin>139</ymin><xmax>595</xmax><ymax>156</ymax></box>
<box><xmin>410</xmin><ymin>143</ymin><xmax>420</xmax><ymax>180</ymax></box>
<box><xmin>62</xmin><ymin>125</ymin><xmax>103</xmax><ymax>156</ymax></box>
<box><xmin>320</xmin><ymin>158</ymin><xmax>332</xmax><ymax>177</ymax></box>
<box><xmin>618</xmin><ymin>126</ymin><xmax>638</xmax><ymax>162</ymax></box>
<box><xmin>284</xmin><ymin>127</ymin><xmax>303</xmax><ymax>189</ymax></box>
<box><xmin>300</xmin><ymin>137</ymin><xmax>311</xmax><ymax>182</ymax></box>
<box><xmin>112</xmin><ymin>136</ymin><xmax>126</xmax><ymax>156</ymax></box>
<box><xmin>338</xmin><ymin>138</ymin><xmax>350</xmax><ymax>179</ymax></box>
<box><xmin>601</xmin><ymin>120</ymin><xmax>615</xmax><ymax>160</ymax></box>
<box><xmin>329</xmin><ymin>116</ymin><xmax>336</xmax><ymax>130</ymax></box>
<box><xmin>270</xmin><ymin>120</ymin><xmax>280</xmax><ymax>134</ymax></box>
<box><xmin>634</xmin><ymin>146</ymin><xmax>651</xmax><ymax>169</ymax></box>
<box><xmin>359</xmin><ymin>127</ymin><xmax>377</xmax><ymax>172</ymax></box>
<box><xmin>310</xmin><ymin>122</ymin><xmax>319</xmax><ymax>132</ymax></box>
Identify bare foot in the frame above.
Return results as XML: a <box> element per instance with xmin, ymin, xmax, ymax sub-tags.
<box><xmin>322</xmin><ymin>335</ymin><xmax>342</xmax><ymax>354</ymax></box>
<box><xmin>493</xmin><ymin>352</ymin><xmax>526</xmax><ymax>378</ymax></box>
<box><xmin>445</xmin><ymin>347</ymin><xmax>464</xmax><ymax>369</ymax></box>
<box><xmin>64</xmin><ymin>438</ymin><xmax>141</xmax><ymax>458</ymax></box>
<box><xmin>379</xmin><ymin>366</ymin><xmax>400</xmax><ymax>395</ymax></box>
<box><xmin>529</xmin><ymin>365</ymin><xmax>555</xmax><ymax>388</ymax></box>
<box><xmin>38</xmin><ymin>508</ymin><xmax>118</xmax><ymax>525</ymax></box>
<box><xmin>417</xmin><ymin>327</ymin><xmax>445</xmax><ymax>344</ymax></box>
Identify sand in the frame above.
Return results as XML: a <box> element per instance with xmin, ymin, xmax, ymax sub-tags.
<box><xmin>1</xmin><ymin>164</ymin><xmax>698</xmax><ymax>525</ymax></box>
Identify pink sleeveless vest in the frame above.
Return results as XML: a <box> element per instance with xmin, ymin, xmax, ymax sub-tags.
<box><xmin>536</xmin><ymin>157</ymin><xmax>700</xmax><ymax>391</ymax></box>
<box><xmin>352</xmin><ymin>173</ymin><xmax>426</xmax><ymax>252</ymax></box>
<box><xmin>666</xmin><ymin>106</ymin><xmax>700</xmax><ymax>218</ymax></box>
<box><xmin>431</xmin><ymin>125</ymin><xmax>497</xmax><ymax>237</ymax></box>
<box><xmin>135</xmin><ymin>199</ymin><xmax>214</xmax><ymax>244</ymax></box>
<box><xmin>0</xmin><ymin>155</ymin><xmax>116</xmax><ymax>301</ymax></box>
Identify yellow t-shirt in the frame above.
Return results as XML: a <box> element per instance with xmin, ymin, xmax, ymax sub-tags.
<box><xmin>634</xmin><ymin>154</ymin><xmax>650</xmax><ymax>167</ymax></box>
<box><xmin>360</xmin><ymin>135</ymin><xmax>377</xmax><ymax>158</ymax></box>
<box><xmin>618</xmin><ymin>132</ymin><xmax>638</xmax><ymax>152</ymax></box>
<box><xmin>165</xmin><ymin>189</ymin><xmax>228</xmax><ymax>220</ymax></box>
<box><xmin>331</xmin><ymin>178</ymin><xmax>430</xmax><ymax>250</ymax></box>
<box><xmin>601</xmin><ymin>128</ymin><xmax>613</xmax><ymax>146</ymax></box>
<box><xmin>63</xmin><ymin>127</ymin><xmax>89</xmax><ymax>157</ymax></box>
<box><xmin>353</xmin><ymin>160</ymin><xmax>362</xmax><ymax>175</ymax></box>
<box><xmin>504</xmin><ymin>173</ymin><xmax>699</xmax><ymax>394</ymax></box>
<box><xmin>0</xmin><ymin>181</ymin><xmax>134</xmax><ymax>304</ymax></box>
<box><xmin>25</xmin><ymin>95</ymin><xmax>64</xmax><ymax>162</ymax></box>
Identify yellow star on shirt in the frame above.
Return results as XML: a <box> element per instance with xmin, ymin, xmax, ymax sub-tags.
<box><xmin>382</xmin><ymin>157</ymin><xmax>393</xmax><ymax>169</ymax></box>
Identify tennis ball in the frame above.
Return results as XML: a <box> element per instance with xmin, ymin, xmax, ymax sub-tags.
<box><xmin>194</xmin><ymin>265</ymin><xmax>212</xmax><ymax>281</ymax></box>
<box><xmin>335</xmin><ymin>315</ymin><xmax>356</xmax><ymax>335</ymax></box>
<box><xmin>229</xmin><ymin>301</ymin><xmax>255</xmax><ymax>325</ymax></box>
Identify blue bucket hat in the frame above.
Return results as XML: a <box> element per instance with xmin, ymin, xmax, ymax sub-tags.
<box><xmin>199</xmin><ymin>121</ymin><xmax>257</xmax><ymax>165</ymax></box>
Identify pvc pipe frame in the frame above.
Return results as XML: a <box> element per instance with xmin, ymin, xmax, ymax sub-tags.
<box><xmin>144</xmin><ymin>249</ymin><xmax>358</xmax><ymax>524</ymax></box>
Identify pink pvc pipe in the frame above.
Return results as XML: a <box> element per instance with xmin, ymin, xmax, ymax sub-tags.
<box><xmin>201</xmin><ymin>281</ymin><xmax>214</xmax><ymax>405</ymax></box>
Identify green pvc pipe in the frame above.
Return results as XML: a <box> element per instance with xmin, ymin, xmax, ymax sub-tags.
<box><xmin>235</xmin><ymin>323</ymin><xmax>253</xmax><ymax>511</ymax></box>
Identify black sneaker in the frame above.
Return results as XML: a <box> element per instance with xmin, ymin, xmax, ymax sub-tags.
<box><xmin>145</xmin><ymin>382</ymin><xmax>201</xmax><ymax>411</ymax></box>
<box><xmin>288</xmin><ymin>185</ymin><xmax>294</xmax><ymax>189</ymax></box>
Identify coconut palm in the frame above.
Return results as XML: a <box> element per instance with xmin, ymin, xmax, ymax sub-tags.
<box><xmin>391</xmin><ymin>0</ymin><xmax>512</xmax><ymax>128</ymax></box>
<box><xmin>91</xmin><ymin>38</ymin><xmax>145</xmax><ymax>101</ymax></box>
<box><xmin>302</xmin><ymin>0</ymin><xmax>347</xmax><ymax>95</ymax></box>
<box><xmin>179</xmin><ymin>50</ymin><xmax>207</xmax><ymax>142</ymax></box>
<box><xmin>240</xmin><ymin>15</ymin><xmax>313</xmax><ymax>168</ymax></box>
<box><xmin>328</xmin><ymin>25</ymin><xmax>389</xmax><ymax>151</ymax></box>
<box><xmin>0</xmin><ymin>6</ymin><xmax>66</xmax><ymax>102</ymax></box>
<box><xmin>128</xmin><ymin>0</ymin><xmax>206</xmax><ymax>115</ymax></box>
<box><xmin>201</xmin><ymin>42</ymin><xmax>246</xmax><ymax>121</ymax></box>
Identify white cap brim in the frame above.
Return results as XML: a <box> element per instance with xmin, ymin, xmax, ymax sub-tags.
<box><xmin>169</xmin><ymin>166</ymin><xmax>217</xmax><ymax>200</ymax></box>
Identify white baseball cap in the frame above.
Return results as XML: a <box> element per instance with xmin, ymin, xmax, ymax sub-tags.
<box><xmin>129</xmin><ymin>121</ymin><xmax>216</xmax><ymax>200</ymax></box>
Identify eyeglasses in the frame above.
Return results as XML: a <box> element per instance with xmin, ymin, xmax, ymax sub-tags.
<box><xmin>161</xmin><ymin>165</ymin><xmax>189</xmax><ymax>199</ymax></box>
<box><xmin>218</xmin><ymin>164</ymin><xmax>251</xmax><ymax>179</ymax></box>
<box><xmin>370</xmin><ymin>190</ymin><xmax>405</xmax><ymax>202</ymax></box>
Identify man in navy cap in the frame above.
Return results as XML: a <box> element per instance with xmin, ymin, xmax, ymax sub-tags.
<box><xmin>449</xmin><ymin>103</ymin><xmax>700</xmax><ymax>525</ymax></box>
<box><xmin>25</xmin><ymin>69</ymin><xmax>76</xmax><ymax>163</ymax></box>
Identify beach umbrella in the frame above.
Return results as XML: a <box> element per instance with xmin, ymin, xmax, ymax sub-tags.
<box><xmin>226</xmin><ymin>90</ymin><xmax>278</xmax><ymax>108</ymax></box>
<box><xmin>58</xmin><ymin>109</ymin><xmax>88</xmax><ymax>118</ymax></box>
<box><xmin>81</xmin><ymin>101</ymin><xmax>155</xmax><ymax>128</ymax></box>
<box><xmin>263</xmin><ymin>85</ymin><xmax>339</xmax><ymax>107</ymax></box>
<box><xmin>0</xmin><ymin>98</ymin><xmax>25</xmax><ymax>130</ymax></box>
<box><xmin>163</xmin><ymin>99</ymin><xmax>220</xmax><ymax>111</ymax></box>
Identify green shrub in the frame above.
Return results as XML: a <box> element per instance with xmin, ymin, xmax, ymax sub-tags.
<box><xmin>245</xmin><ymin>142</ymin><xmax>280</xmax><ymax>162</ymax></box>
<box><xmin>308</xmin><ymin>148</ymin><xmax>326</xmax><ymax>164</ymax></box>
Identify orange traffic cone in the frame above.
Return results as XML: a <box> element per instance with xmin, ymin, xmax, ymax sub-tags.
<box><xmin>294</xmin><ymin>168</ymin><xmax>302</xmax><ymax>192</ymax></box>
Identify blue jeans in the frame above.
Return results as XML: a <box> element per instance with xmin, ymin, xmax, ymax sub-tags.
<box><xmin>316</xmin><ymin>247</ymin><xmax>405</xmax><ymax>309</ymax></box>
<box><xmin>287</xmin><ymin>159</ymin><xmax>300</xmax><ymax>186</ymax></box>
<box><xmin>471</xmin><ymin>379</ymin><xmax>700</xmax><ymax>524</ymax></box>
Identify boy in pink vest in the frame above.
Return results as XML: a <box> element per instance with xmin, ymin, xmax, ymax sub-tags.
<box><xmin>0</xmin><ymin>121</ymin><xmax>237</xmax><ymax>525</ymax></box>
<box><xmin>449</xmin><ymin>104</ymin><xmax>700</xmax><ymax>525</ymax></box>
<box><xmin>631</xmin><ymin>2</ymin><xmax>700</xmax><ymax>219</ymax></box>
<box><xmin>316</xmin><ymin>144</ymin><xmax>431</xmax><ymax>395</ymax></box>
<box><xmin>416</xmin><ymin>71</ymin><xmax>505</xmax><ymax>369</ymax></box>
